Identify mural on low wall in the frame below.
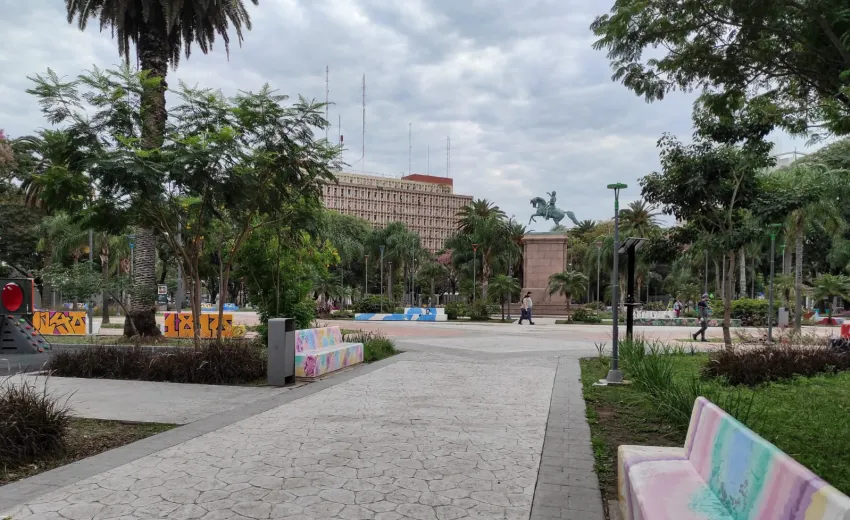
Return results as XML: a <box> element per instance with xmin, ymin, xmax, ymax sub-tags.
<box><xmin>632</xmin><ymin>317</ymin><xmax>742</xmax><ymax>327</ymax></box>
<box><xmin>162</xmin><ymin>312</ymin><xmax>233</xmax><ymax>338</ymax></box>
<box><xmin>33</xmin><ymin>311</ymin><xmax>88</xmax><ymax>335</ymax></box>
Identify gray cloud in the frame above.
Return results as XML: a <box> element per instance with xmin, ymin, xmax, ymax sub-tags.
<box><xmin>0</xmin><ymin>0</ymin><xmax>812</xmax><ymax>231</ymax></box>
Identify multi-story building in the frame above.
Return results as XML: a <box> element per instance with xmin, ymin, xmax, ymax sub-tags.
<box><xmin>321</xmin><ymin>172</ymin><xmax>473</xmax><ymax>252</ymax></box>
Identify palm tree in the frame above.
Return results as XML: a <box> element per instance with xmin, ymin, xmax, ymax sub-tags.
<box><xmin>813</xmin><ymin>274</ymin><xmax>850</xmax><ymax>324</ymax></box>
<box><xmin>15</xmin><ymin>130</ymin><xmax>91</xmax><ymax>214</ymax></box>
<box><xmin>66</xmin><ymin>0</ymin><xmax>258</xmax><ymax>336</ymax></box>
<box><xmin>418</xmin><ymin>261</ymin><xmax>447</xmax><ymax>305</ymax></box>
<box><xmin>37</xmin><ymin>213</ymin><xmax>90</xmax><ymax>264</ymax></box>
<box><xmin>488</xmin><ymin>274</ymin><xmax>520</xmax><ymax>320</ymax></box>
<box><xmin>547</xmin><ymin>270</ymin><xmax>588</xmax><ymax>313</ymax></box>
<box><xmin>573</xmin><ymin>220</ymin><xmax>598</xmax><ymax>237</ymax></box>
<box><xmin>456</xmin><ymin>199</ymin><xmax>506</xmax><ymax>233</ymax></box>
<box><xmin>619</xmin><ymin>199</ymin><xmax>660</xmax><ymax>238</ymax></box>
<box><xmin>777</xmin><ymin>165</ymin><xmax>846</xmax><ymax>331</ymax></box>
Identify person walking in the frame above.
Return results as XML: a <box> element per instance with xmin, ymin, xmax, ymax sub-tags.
<box><xmin>518</xmin><ymin>292</ymin><xmax>535</xmax><ymax>325</ymax></box>
<box><xmin>692</xmin><ymin>294</ymin><xmax>711</xmax><ymax>342</ymax></box>
<box><xmin>673</xmin><ymin>299</ymin><xmax>683</xmax><ymax>318</ymax></box>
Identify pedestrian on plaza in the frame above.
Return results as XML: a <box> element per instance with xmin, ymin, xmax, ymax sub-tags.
<box><xmin>518</xmin><ymin>292</ymin><xmax>535</xmax><ymax>325</ymax></box>
<box><xmin>673</xmin><ymin>299</ymin><xmax>683</xmax><ymax>318</ymax></box>
<box><xmin>692</xmin><ymin>294</ymin><xmax>711</xmax><ymax>342</ymax></box>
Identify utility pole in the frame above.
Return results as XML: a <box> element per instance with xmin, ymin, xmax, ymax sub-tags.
<box><xmin>605</xmin><ymin>183</ymin><xmax>627</xmax><ymax>385</ymax></box>
<box><xmin>362</xmin><ymin>74</ymin><xmax>366</xmax><ymax>172</ymax></box>
<box><xmin>325</xmin><ymin>65</ymin><xmax>329</xmax><ymax>142</ymax></box>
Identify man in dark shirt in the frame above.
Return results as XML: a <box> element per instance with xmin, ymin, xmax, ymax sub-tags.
<box><xmin>692</xmin><ymin>294</ymin><xmax>710</xmax><ymax>342</ymax></box>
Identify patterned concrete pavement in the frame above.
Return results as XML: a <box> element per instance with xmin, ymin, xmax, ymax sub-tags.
<box><xmin>2</xmin><ymin>354</ymin><xmax>562</xmax><ymax>520</ymax></box>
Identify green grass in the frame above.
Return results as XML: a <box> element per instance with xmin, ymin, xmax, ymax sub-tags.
<box><xmin>342</xmin><ymin>330</ymin><xmax>399</xmax><ymax>363</ymax></box>
<box><xmin>581</xmin><ymin>354</ymin><xmax>850</xmax><ymax>501</ymax></box>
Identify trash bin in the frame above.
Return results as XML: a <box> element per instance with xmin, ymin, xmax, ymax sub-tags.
<box><xmin>267</xmin><ymin>318</ymin><xmax>295</xmax><ymax>386</ymax></box>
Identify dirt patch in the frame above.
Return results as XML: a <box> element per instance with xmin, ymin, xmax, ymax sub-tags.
<box><xmin>0</xmin><ymin>418</ymin><xmax>174</xmax><ymax>486</ymax></box>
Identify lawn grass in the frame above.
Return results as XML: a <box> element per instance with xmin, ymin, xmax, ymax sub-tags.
<box><xmin>0</xmin><ymin>419</ymin><xmax>175</xmax><ymax>485</ymax></box>
<box><xmin>581</xmin><ymin>354</ymin><xmax>850</xmax><ymax>504</ymax></box>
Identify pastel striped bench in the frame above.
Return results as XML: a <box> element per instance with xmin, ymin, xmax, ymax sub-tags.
<box><xmin>618</xmin><ymin>397</ymin><xmax>850</xmax><ymax>520</ymax></box>
<box><xmin>294</xmin><ymin>326</ymin><xmax>363</xmax><ymax>378</ymax></box>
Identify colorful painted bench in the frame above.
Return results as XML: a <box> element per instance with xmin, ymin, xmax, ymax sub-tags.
<box><xmin>618</xmin><ymin>397</ymin><xmax>850</xmax><ymax>520</ymax></box>
<box><xmin>355</xmin><ymin>307</ymin><xmax>447</xmax><ymax>321</ymax></box>
<box><xmin>295</xmin><ymin>326</ymin><xmax>363</xmax><ymax>378</ymax></box>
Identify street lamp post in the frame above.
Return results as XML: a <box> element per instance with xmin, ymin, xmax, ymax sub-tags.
<box><xmin>472</xmin><ymin>244</ymin><xmax>479</xmax><ymax>304</ymax></box>
<box><xmin>380</xmin><ymin>246</ymin><xmax>385</xmax><ymax>313</ymax></box>
<box><xmin>606</xmin><ymin>183</ymin><xmax>627</xmax><ymax>385</ymax></box>
<box><xmin>364</xmin><ymin>255</ymin><xmax>369</xmax><ymax>297</ymax></box>
<box><xmin>388</xmin><ymin>262</ymin><xmax>393</xmax><ymax>303</ymax></box>
<box><xmin>596</xmin><ymin>240</ymin><xmax>602</xmax><ymax>304</ymax></box>
<box><xmin>768</xmin><ymin>224</ymin><xmax>781</xmax><ymax>343</ymax></box>
<box><xmin>508</xmin><ymin>215</ymin><xmax>514</xmax><ymax>321</ymax></box>
<box><xmin>704</xmin><ymin>250</ymin><xmax>708</xmax><ymax>296</ymax></box>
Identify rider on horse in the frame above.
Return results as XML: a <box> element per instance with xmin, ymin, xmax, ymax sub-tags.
<box><xmin>546</xmin><ymin>191</ymin><xmax>556</xmax><ymax>220</ymax></box>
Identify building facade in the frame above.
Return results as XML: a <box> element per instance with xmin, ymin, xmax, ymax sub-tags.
<box><xmin>321</xmin><ymin>172</ymin><xmax>473</xmax><ymax>252</ymax></box>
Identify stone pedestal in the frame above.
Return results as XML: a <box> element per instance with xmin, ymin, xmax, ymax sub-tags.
<box><xmin>521</xmin><ymin>232</ymin><xmax>568</xmax><ymax>312</ymax></box>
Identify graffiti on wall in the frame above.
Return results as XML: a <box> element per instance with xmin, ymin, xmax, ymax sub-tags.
<box><xmin>162</xmin><ymin>312</ymin><xmax>233</xmax><ymax>338</ymax></box>
<box><xmin>34</xmin><ymin>311</ymin><xmax>88</xmax><ymax>335</ymax></box>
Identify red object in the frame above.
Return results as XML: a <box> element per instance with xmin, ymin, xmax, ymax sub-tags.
<box><xmin>401</xmin><ymin>174</ymin><xmax>454</xmax><ymax>186</ymax></box>
<box><xmin>472</xmin><ymin>243</ymin><xmax>479</xmax><ymax>252</ymax></box>
<box><xmin>1</xmin><ymin>282</ymin><xmax>23</xmax><ymax>312</ymax></box>
<box><xmin>841</xmin><ymin>323</ymin><xmax>850</xmax><ymax>339</ymax></box>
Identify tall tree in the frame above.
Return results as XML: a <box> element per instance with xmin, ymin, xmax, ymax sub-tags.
<box><xmin>642</xmin><ymin>134</ymin><xmax>771</xmax><ymax>346</ymax></box>
<box><xmin>65</xmin><ymin>0</ymin><xmax>259</xmax><ymax>336</ymax></box>
<box><xmin>591</xmin><ymin>0</ymin><xmax>850</xmax><ymax>140</ymax></box>
<box><xmin>456</xmin><ymin>199</ymin><xmax>506</xmax><ymax>234</ymax></box>
<box><xmin>619</xmin><ymin>199</ymin><xmax>661</xmax><ymax>238</ymax></box>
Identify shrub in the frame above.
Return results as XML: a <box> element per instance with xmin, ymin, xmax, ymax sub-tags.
<box><xmin>343</xmin><ymin>331</ymin><xmax>399</xmax><ymax>362</ymax></box>
<box><xmin>0</xmin><ymin>377</ymin><xmax>70</xmax><ymax>467</ymax></box>
<box><xmin>572</xmin><ymin>308</ymin><xmax>602</xmax><ymax>323</ymax></box>
<box><xmin>730</xmin><ymin>298</ymin><xmax>779</xmax><ymax>326</ymax></box>
<box><xmin>445</xmin><ymin>301</ymin><xmax>467</xmax><ymax>320</ymax></box>
<box><xmin>47</xmin><ymin>341</ymin><xmax>267</xmax><ymax>385</ymax></box>
<box><xmin>468</xmin><ymin>301</ymin><xmax>495</xmax><ymax>321</ymax></box>
<box><xmin>644</xmin><ymin>301</ymin><xmax>666</xmax><ymax>311</ymax></box>
<box><xmin>585</xmin><ymin>301</ymin><xmax>606</xmax><ymax>311</ymax></box>
<box><xmin>702</xmin><ymin>345</ymin><xmax>850</xmax><ymax>386</ymax></box>
<box><xmin>330</xmin><ymin>310</ymin><xmax>354</xmax><ymax>319</ymax></box>
<box><xmin>353</xmin><ymin>295</ymin><xmax>394</xmax><ymax>314</ymax></box>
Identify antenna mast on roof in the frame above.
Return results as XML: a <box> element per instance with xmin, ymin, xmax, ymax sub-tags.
<box><xmin>427</xmin><ymin>145</ymin><xmax>430</xmax><ymax>174</ymax></box>
<box><xmin>362</xmin><ymin>73</ymin><xmax>366</xmax><ymax>173</ymax></box>
<box><xmin>325</xmin><ymin>66</ymin><xmax>329</xmax><ymax>142</ymax></box>
<box><xmin>408</xmin><ymin>123</ymin><xmax>412</xmax><ymax>175</ymax></box>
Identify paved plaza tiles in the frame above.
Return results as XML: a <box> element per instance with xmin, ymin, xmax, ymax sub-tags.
<box><xmin>1</xmin><ymin>325</ymin><xmax>607</xmax><ymax>520</ymax></box>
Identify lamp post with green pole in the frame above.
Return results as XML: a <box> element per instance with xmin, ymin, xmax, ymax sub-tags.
<box><xmin>606</xmin><ymin>183</ymin><xmax>627</xmax><ymax>385</ymax></box>
<box><xmin>768</xmin><ymin>224</ymin><xmax>781</xmax><ymax>343</ymax></box>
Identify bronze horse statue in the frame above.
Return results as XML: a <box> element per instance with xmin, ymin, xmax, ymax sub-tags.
<box><xmin>529</xmin><ymin>197</ymin><xmax>580</xmax><ymax>227</ymax></box>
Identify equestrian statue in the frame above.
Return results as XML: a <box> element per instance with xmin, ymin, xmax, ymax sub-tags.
<box><xmin>529</xmin><ymin>191</ymin><xmax>580</xmax><ymax>227</ymax></box>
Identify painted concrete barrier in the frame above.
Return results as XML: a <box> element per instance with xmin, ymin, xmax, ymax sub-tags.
<box><xmin>633</xmin><ymin>317</ymin><xmax>742</xmax><ymax>327</ymax></box>
<box><xmin>33</xmin><ymin>310</ymin><xmax>90</xmax><ymax>335</ymax></box>
<box><xmin>618</xmin><ymin>397</ymin><xmax>850</xmax><ymax>520</ymax></box>
<box><xmin>355</xmin><ymin>313</ymin><xmax>448</xmax><ymax>321</ymax></box>
<box><xmin>161</xmin><ymin>312</ymin><xmax>234</xmax><ymax>338</ymax></box>
<box><xmin>295</xmin><ymin>326</ymin><xmax>363</xmax><ymax>378</ymax></box>
<box><xmin>403</xmin><ymin>307</ymin><xmax>445</xmax><ymax>315</ymax></box>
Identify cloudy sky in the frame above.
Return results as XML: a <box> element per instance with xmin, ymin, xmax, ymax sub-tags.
<box><xmin>0</xmin><ymin>0</ymin><xmax>810</xmax><ymax>230</ymax></box>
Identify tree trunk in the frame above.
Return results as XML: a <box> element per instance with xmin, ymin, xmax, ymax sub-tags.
<box><xmin>124</xmin><ymin>227</ymin><xmax>160</xmax><ymax>337</ymax></box>
<box><xmin>714</xmin><ymin>259</ymin><xmax>721</xmax><ymax>297</ymax></box>
<box><xmin>794</xmin><ymin>232</ymin><xmax>803</xmax><ymax>332</ymax></box>
<box><xmin>481</xmin><ymin>258</ymin><xmax>490</xmax><ymax>300</ymax></box>
<box><xmin>723</xmin><ymin>251</ymin><xmax>735</xmax><ymax>347</ymax></box>
<box><xmin>738</xmin><ymin>247</ymin><xmax>746</xmax><ymax>298</ymax></box>
<box><xmin>125</xmin><ymin>26</ymin><xmax>169</xmax><ymax>338</ymax></box>
<box><xmin>100</xmin><ymin>245</ymin><xmax>110</xmax><ymax>324</ymax></box>
<box><xmin>783</xmin><ymin>243</ymin><xmax>792</xmax><ymax>276</ymax></box>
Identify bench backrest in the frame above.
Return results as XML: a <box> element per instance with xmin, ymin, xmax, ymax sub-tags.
<box><xmin>404</xmin><ymin>307</ymin><xmax>444</xmax><ymax>315</ymax></box>
<box><xmin>685</xmin><ymin>397</ymin><xmax>850</xmax><ymax>519</ymax></box>
<box><xmin>295</xmin><ymin>326</ymin><xmax>343</xmax><ymax>352</ymax></box>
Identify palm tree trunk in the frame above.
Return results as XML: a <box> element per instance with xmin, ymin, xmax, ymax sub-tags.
<box><xmin>738</xmin><ymin>247</ymin><xmax>746</xmax><ymax>298</ymax></box>
<box><xmin>723</xmin><ymin>251</ymin><xmax>735</xmax><ymax>347</ymax></box>
<box><xmin>481</xmin><ymin>257</ymin><xmax>490</xmax><ymax>300</ymax></box>
<box><xmin>794</xmin><ymin>232</ymin><xmax>803</xmax><ymax>332</ymax></box>
<box><xmin>123</xmin><ymin>25</ymin><xmax>169</xmax><ymax>338</ymax></box>
<box><xmin>783</xmin><ymin>243</ymin><xmax>792</xmax><ymax>276</ymax></box>
<box><xmin>100</xmin><ymin>243</ymin><xmax>110</xmax><ymax>324</ymax></box>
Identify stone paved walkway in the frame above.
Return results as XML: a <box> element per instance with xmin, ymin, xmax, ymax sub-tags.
<box><xmin>3</xmin><ymin>355</ymin><xmax>559</xmax><ymax>520</ymax></box>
